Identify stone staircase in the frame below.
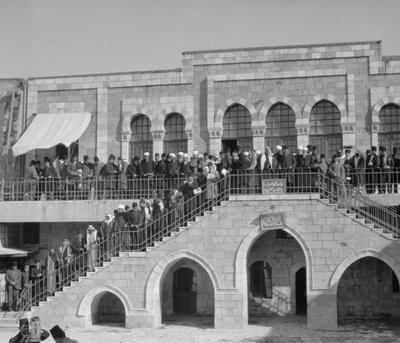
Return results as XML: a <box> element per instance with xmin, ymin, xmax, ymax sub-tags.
<box><xmin>1</xmin><ymin>192</ymin><xmax>399</xmax><ymax>329</ymax></box>
<box><xmin>0</xmin><ymin>311</ymin><xmax>20</xmax><ymax>330</ymax></box>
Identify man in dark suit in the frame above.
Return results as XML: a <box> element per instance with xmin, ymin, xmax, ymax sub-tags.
<box><xmin>366</xmin><ymin>146</ymin><xmax>379</xmax><ymax>193</ymax></box>
<box><xmin>30</xmin><ymin>260</ymin><xmax>43</xmax><ymax>306</ymax></box>
<box><xmin>5</xmin><ymin>261</ymin><xmax>21</xmax><ymax>311</ymax></box>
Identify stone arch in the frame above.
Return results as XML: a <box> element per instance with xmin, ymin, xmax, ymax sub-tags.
<box><xmin>329</xmin><ymin>249</ymin><xmax>400</xmax><ymax>292</ymax></box>
<box><xmin>235</xmin><ymin>223</ymin><xmax>313</xmax><ymax>324</ymax></box>
<box><xmin>258</xmin><ymin>96</ymin><xmax>302</xmax><ymax>122</ymax></box>
<box><xmin>121</xmin><ymin>108</ymin><xmax>154</xmax><ymax>134</ymax></box>
<box><xmin>371</xmin><ymin>96</ymin><xmax>400</xmax><ymax>129</ymax></box>
<box><xmin>77</xmin><ymin>284</ymin><xmax>131</xmax><ymax>327</ymax></box>
<box><xmin>156</xmin><ymin>108</ymin><xmax>193</xmax><ymax>132</ymax></box>
<box><xmin>145</xmin><ymin>250</ymin><xmax>220</xmax><ymax>328</ymax></box>
<box><xmin>302</xmin><ymin>94</ymin><xmax>347</xmax><ymax>121</ymax></box>
<box><xmin>214</xmin><ymin>98</ymin><xmax>257</xmax><ymax>129</ymax></box>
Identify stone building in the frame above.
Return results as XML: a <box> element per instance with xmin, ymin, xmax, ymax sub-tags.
<box><xmin>1</xmin><ymin>40</ymin><xmax>400</xmax><ymax>331</ymax></box>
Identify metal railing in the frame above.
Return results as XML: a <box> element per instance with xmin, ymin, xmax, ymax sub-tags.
<box><xmin>317</xmin><ymin>172</ymin><xmax>399</xmax><ymax>237</ymax></box>
<box><xmin>17</xmin><ymin>177</ymin><xmax>229</xmax><ymax>316</ymax></box>
<box><xmin>15</xmin><ymin>169</ymin><xmax>400</xmax><ymax>317</ymax></box>
<box><xmin>0</xmin><ymin>175</ymin><xmax>188</xmax><ymax>201</ymax></box>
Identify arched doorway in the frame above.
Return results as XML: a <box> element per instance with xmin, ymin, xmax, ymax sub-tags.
<box><xmin>265</xmin><ymin>103</ymin><xmax>297</xmax><ymax>153</ymax></box>
<box><xmin>337</xmin><ymin>257</ymin><xmax>400</xmax><ymax>323</ymax></box>
<box><xmin>91</xmin><ymin>291</ymin><xmax>126</xmax><ymax>327</ymax></box>
<box><xmin>247</xmin><ymin>229</ymin><xmax>307</xmax><ymax>320</ymax></box>
<box><xmin>163</xmin><ymin>113</ymin><xmax>187</xmax><ymax>154</ymax></box>
<box><xmin>378</xmin><ymin>104</ymin><xmax>400</xmax><ymax>151</ymax></box>
<box><xmin>222</xmin><ymin>104</ymin><xmax>253</xmax><ymax>152</ymax></box>
<box><xmin>130</xmin><ymin>114</ymin><xmax>152</xmax><ymax>160</ymax></box>
<box><xmin>161</xmin><ymin>258</ymin><xmax>214</xmax><ymax>327</ymax></box>
<box><xmin>309</xmin><ymin>100</ymin><xmax>342</xmax><ymax>159</ymax></box>
<box><xmin>295</xmin><ymin>267</ymin><xmax>307</xmax><ymax>315</ymax></box>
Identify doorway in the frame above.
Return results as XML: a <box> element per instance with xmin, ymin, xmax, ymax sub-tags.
<box><xmin>222</xmin><ymin>139</ymin><xmax>238</xmax><ymax>153</ymax></box>
<box><xmin>173</xmin><ymin>267</ymin><xmax>197</xmax><ymax>314</ymax></box>
<box><xmin>295</xmin><ymin>267</ymin><xmax>307</xmax><ymax>315</ymax></box>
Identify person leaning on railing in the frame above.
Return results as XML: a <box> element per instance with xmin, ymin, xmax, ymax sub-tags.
<box><xmin>42</xmin><ymin>157</ymin><xmax>57</xmax><ymax>200</ymax></box>
<box><xmin>24</xmin><ymin>160</ymin><xmax>40</xmax><ymax>201</ymax></box>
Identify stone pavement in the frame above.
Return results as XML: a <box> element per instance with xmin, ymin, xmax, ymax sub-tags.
<box><xmin>1</xmin><ymin>316</ymin><xmax>400</xmax><ymax>343</ymax></box>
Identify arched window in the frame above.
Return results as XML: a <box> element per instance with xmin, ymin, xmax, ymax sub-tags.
<box><xmin>222</xmin><ymin>104</ymin><xmax>253</xmax><ymax>151</ymax></box>
<box><xmin>378</xmin><ymin>104</ymin><xmax>400</xmax><ymax>151</ymax></box>
<box><xmin>130</xmin><ymin>114</ymin><xmax>152</xmax><ymax>160</ymax></box>
<box><xmin>164</xmin><ymin>113</ymin><xmax>187</xmax><ymax>154</ymax></box>
<box><xmin>265</xmin><ymin>103</ymin><xmax>297</xmax><ymax>153</ymax></box>
<box><xmin>309</xmin><ymin>100</ymin><xmax>342</xmax><ymax>159</ymax></box>
<box><xmin>250</xmin><ymin>261</ymin><xmax>272</xmax><ymax>298</ymax></box>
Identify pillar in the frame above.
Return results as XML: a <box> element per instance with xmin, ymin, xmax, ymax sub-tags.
<box><xmin>96</xmin><ymin>86</ymin><xmax>109</xmax><ymax>162</ymax></box>
<box><xmin>214</xmin><ymin>292</ymin><xmax>246</xmax><ymax>329</ymax></box>
<box><xmin>186</xmin><ymin>130</ymin><xmax>194</xmax><ymax>154</ymax></box>
<box><xmin>296</xmin><ymin>123</ymin><xmax>309</xmax><ymax>149</ymax></box>
<box><xmin>307</xmin><ymin>290</ymin><xmax>337</xmax><ymax>330</ymax></box>
<box><xmin>371</xmin><ymin>122</ymin><xmax>380</xmax><ymax>148</ymax></box>
<box><xmin>151</xmin><ymin>131</ymin><xmax>165</xmax><ymax>155</ymax></box>
<box><xmin>251</xmin><ymin>125</ymin><xmax>265</xmax><ymax>152</ymax></box>
<box><xmin>209</xmin><ymin>136</ymin><xmax>221</xmax><ymax>155</ymax></box>
<box><xmin>120</xmin><ymin>132</ymin><xmax>131</xmax><ymax>161</ymax></box>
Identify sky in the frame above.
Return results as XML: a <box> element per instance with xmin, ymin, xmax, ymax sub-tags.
<box><xmin>1</xmin><ymin>0</ymin><xmax>400</xmax><ymax>78</ymax></box>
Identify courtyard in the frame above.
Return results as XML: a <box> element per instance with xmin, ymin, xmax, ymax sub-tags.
<box><xmin>2</xmin><ymin>316</ymin><xmax>400</xmax><ymax>343</ymax></box>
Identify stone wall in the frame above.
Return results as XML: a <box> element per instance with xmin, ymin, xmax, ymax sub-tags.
<box><xmin>28</xmin><ymin>194</ymin><xmax>400</xmax><ymax>331</ymax></box>
<box><xmin>337</xmin><ymin>257</ymin><xmax>400</xmax><ymax>319</ymax></box>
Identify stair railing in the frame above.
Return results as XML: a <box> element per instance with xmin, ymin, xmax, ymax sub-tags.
<box><xmin>317</xmin><ymin>171</ymin><xmax>400</xmax><ymax>237</ymax></box>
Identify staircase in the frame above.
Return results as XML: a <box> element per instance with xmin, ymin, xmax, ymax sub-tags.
<box><xmin>1</xmin><ymin>172</ymin><xmax>398</xmax><ymax>328</ymax></box>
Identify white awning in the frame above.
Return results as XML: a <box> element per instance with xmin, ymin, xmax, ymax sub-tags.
<box><xmin>12</xmin><ymin>112</ymin><xmax>91</xmax><ymax>156</ymax></box>
<box><xmin>0</xmin><ymin>240</ymin><xmax>28</xmax><ymax>257</ymax></box>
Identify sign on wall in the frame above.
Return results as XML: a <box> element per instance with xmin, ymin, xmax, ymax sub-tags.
<box><xmin>260</xmin><ymin>212</ymin><xmax>285</xmax><ymax>230</ymax></box>
<box><xmin>261</xmin><ymin>179</ymin><xmax>286</xmax><ymax>194</ymax></box>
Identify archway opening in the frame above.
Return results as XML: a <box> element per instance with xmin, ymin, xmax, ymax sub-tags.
<box><xmin>337</xmin><ymin>257</ymin><xmax>400</xmax><ymax>325</ymax></box>
<box><xmin>91</xmin><ymin>291</ymin><xmax>126</xmax><ymax>327</ymax></box>
<box><xmin>295</xmin><ymin>267</ymin><xmax>307</xmax><ymax>315</ymax></box>
<box><xmin>309</xmin><ymin>100</ymin><xmax>342</xmax><ymax>159</ymax></box>
<box><xmin>164</xmin><ymin>113</ymin><xmax>187</xmax><ymax>154</ymax></box>
<box><xmin>378</xmin><ymin>104</ymin><xmax>400</xmax><ymax>152</ymax></box>
<box><xmin>222</xmin><ymin>104</ymin><xmax>252</xmax><ymax>153</ymax></box>
<box><xmin>161</xmin><ymin>258</ymin><xmax>215</xmax><ymax>328</ymax></box>
<box><xmin>247</xmin><ymin>229</ymin><xmax>307</xmax><ymax>323</ymax></box>
<box><xmin>265</xmin><ymin>103</ymin><xmax>297</xmax><ymax>153</ymax></box>
<box><xmin>130</xmin><ymin>114</ymin><xmax>152</xmax><ymax>160</ymax></box>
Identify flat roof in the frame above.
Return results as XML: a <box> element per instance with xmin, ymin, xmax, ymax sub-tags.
<box><xmin>182</xmin><ymin>40</ymin><xmax>381</xmax><ymax>55</ymax></box>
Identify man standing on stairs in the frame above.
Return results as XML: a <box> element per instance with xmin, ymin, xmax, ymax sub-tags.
<box><xmin>99</xmin><ymin>212</ymin><xmax>113</xmax><ymax>261</ymax></box>
<box><xmin>5</xmin><ymin>261</ymin><xmax>21</xmax><ymax>311</ymax></box>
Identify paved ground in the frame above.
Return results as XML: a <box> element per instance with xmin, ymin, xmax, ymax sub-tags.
<box><xmin>1</xmin><ymin>316</ymin><xmax>400</xmax><ymax>343</ymax></box>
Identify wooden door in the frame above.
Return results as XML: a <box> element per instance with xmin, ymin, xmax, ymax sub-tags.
<box><xmin>173</xmin><ymin>268</ymin><xmax>197</xmax><ymax>314</ymax></box>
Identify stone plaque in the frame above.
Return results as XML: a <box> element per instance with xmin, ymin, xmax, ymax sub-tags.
<box><xmin>262</xmin><ymin>179</ymin><xmax>286</xmax><ymax>194</ymax></box>
<box><xmin>261</xmin><ymin>213</ymin><xmax>285</xmax><ymax>230</ymax></box>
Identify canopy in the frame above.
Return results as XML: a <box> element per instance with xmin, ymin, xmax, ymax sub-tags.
<box><xmin>12</xmin><ymin>112</ymin><xmax>91</xmax><ymax>156</ymax></box>
<box><xmin>0</xmin><ymin>240</ymin><xmax>28</xmax><ymax>257</ymax></box>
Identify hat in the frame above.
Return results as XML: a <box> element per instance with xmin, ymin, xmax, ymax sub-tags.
<box><xmin>144</xmin><ymin>152</ymin><xmax>149</xmax><ymax>156</ymax></box>
<box><xmin>83</xmin><ymin>155</ymin><xmax>89</xmax><ymax>160</ymax></box>
<box><xmin>184</xmin><ymin>153</ymin><xmax>188</xmax><ymax>158</ymax></box>
<box><xmin>118</xmin><ymin>204</ymin><xmax>125</xmax><ymax>210</ymax></box>
<box><xmin>94</xmin><ymin>156</ymin><xmax>99</xmax><ymax>162</ymax></box>
<box><xmin>87</xmin><ymin>225</ymin><xmax>95</xmax><ymax>231</ymax></box>
<box><xmin>44</xmin><ymin>156</ymin><xmax>50</xmax><ymax>163</ymax></box>
<box><xmin>134</xmin><ymin>156</ymin><xmax>140</xmax><ymax>161</ymax></box>
<box><xmin>170</xmin><ymin>153</ymin><xmax>176</xmax><ymax>158</ymax></box>
<box><xmin>243</xmin><ymin>151</ymin><xmax>249</xmax><ymax>156</ymax></box>
<box><xmin>320</xmin><ymin>153</ymin><xmax>325</xmax><ymax>158</ymax></box>
<box><xmin>255</xmin><ymin>150</ymin><xmax>261</xmax><ymax>155</ymax></box>
<box><xmin>178</xmin><ymin>152</ymin><xmax>184</xmax><ymax>156</ymax></box>
<box><xmin>276</xmin><ymin>145</ymin><xmax>282</xmax><ymax>151</ymax></box>
<box><xmin>282</xmin><ymin>145</ymin><xmax>288</xmax><ymax>150</ymax></box>
<box><xmin>108</xmin><ymin>154</ymin><xmax>115</xmax><ymax>160</ymax></box>
<box><xmin>50</xmin><ymin>325</ymin><xmax>66</xmax><ymax>339</ymax></box>
<box><xmin>371</xmin><ymin>146</ymin><xmax>377</xmax><ymax>151</ymax></box>
<box><xmin>19</xmin><ymin>318</ymin><xmax>29</xmax><ymax>327</ymax></box>
<box><xmin>355</xmin><ymin>150</ymin><xmax>360</xmax><ymax>154</ymax></box>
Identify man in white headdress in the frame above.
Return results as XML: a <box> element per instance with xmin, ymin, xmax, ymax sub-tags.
<box><xmin>86</xmin><ymin>225</ymin><xmax>98</xmax><ymax>272</ymax></box>
<box><xmin>100</xmin><ymin>212</ymin><xmax>114</xmax><ymax>261</ymax></box>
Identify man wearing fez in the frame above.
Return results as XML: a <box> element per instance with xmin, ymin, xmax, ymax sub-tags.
<box><xmin>9</xmin><ymin>318</ymin><xmax>50</xmax><ymax>343</ymax></box>
<box><xmin>50</xmin><ymin>325</ymin><xmax>78</xmax><ymax>343</ymax></box>
<box><xmin>5</xmin><ymin>261</ymin><xmax>22</xmax><ymax>311</ymax></box>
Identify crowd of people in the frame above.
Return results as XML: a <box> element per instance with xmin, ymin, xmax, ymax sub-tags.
<box><xmin>22</xmin><ymin>144</ymin><xmax>400</xmax><ymax>201</ymax></box>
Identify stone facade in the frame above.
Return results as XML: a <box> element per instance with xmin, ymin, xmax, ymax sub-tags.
<box><xmin>25</xmin><ymin>194</ymin><xmax>400</xmax><ymax>331</ymax></box>
<box><xmin>21</xmin><ymin>40</ymin><xmax>400</xmax><ymax>162</ymax></box>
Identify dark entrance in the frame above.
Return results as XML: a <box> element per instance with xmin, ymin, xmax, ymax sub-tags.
<box><xmin>295</xmin><ymin>267</ymin><xmax>307</xmax><ymax>315</ymax></box>
<box><xmin>222</xmin><ymin>139</ymin><xmax>237</xmax><ymax>153</ymax></box>
<box><xmin>173</xmin><ymin>267</ymin><xmax>196</xmax><ymax>314</ymax></box>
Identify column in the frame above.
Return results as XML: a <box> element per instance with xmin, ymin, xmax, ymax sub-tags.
<box><xmin>371</xmin><ymin>122</ymin><xmax>380</xmax><ymax>148</ymax></box>
<box><xmin>295</xmin><ymin>120</ymin><xmax>310</xmax><ymax>149</ymax></box>
<box><xmin>151</xmin><ymin>131</ymin><xmax>165</xmax><ymax>155</ymax></box>
<box><xmin>307</xmin><ymin>290</ymin><xmax>337</xmax><ymax>330</ymax></box>
<box><xmin>120</xmin><ymin>132</ymin><xmax>131</xmax><ymax>161</ymax></box>
<box><xmin>341</xmin><ymin>123</ymin><xmax>356</xmax><ymax>148</ymax></box>
<box><xmin>251</xmin><ymin>125</ymin><xmax>265</xmax><ymax>152</ymax></box>
<box><xmin>185</xmin><ymin>130</ymin><xmax>194</xmax><ymax>154</ymax></box>
<box><xmin>96</xmin><ymin>86</ymin><xmax>109</xmax><ymax>162</ymax></box>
